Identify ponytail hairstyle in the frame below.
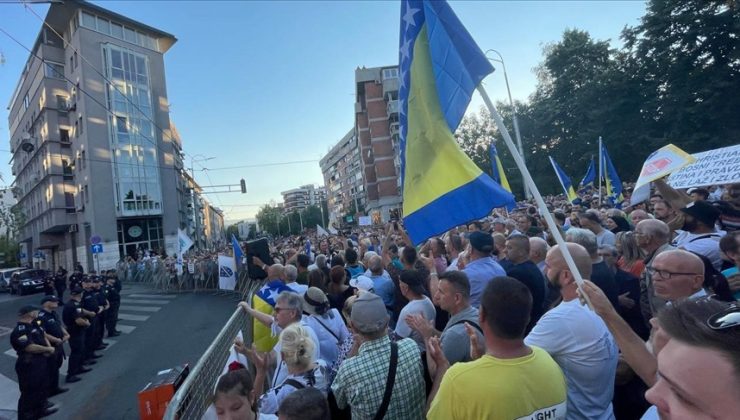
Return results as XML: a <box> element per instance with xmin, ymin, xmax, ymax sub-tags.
<box><xmin>279</xmin><ymin>324</ymin><xmax>316</xmax><ymax>371</ymax></box>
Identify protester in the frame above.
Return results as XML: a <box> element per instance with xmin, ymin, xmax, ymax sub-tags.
<box><xmin>529</xmin><ymin>236</ymin><xmax>549</xmax><ymax>274</ymax></box>
<box><xmin>599</xmin><ymin>245</ymin><xmax>649</xmax><ymax>340</ymax></box>
<box><xmin>394</xmin><ymin>270</ymin><xmax>436</xmax><ymax>351</ymax></box>
<box><xmin>634</xmin><ymin>219</ymin><xmax>675</xmax><ymax>324</ymax></box>
<box><xmin>213</xmin><ymin>366</ymin><xmax>258</xmax><ymax>420</ymax></box>
<box><xmin>719</xmin><ymin>231</ymin><xmax>740</xmax><ymax>299</ymax></box>
<box><xmin>525</xmin><ymin>243</ymin><xmax>618</xmax><ymax>420</ymax></box>
<box><xmin>673</xmin><ymin>200</ymin><xmax>725</xmax><ymax>270</ymax></box>
<box><xmin>236</xmin><ymin>323</ymin><xmax>328</xmax><ymax>416</ymax></box>
<box><xmin>301</xmin><ymin>287</ymin><xmax>350</xmax><ymax>367</ymax></box>
<box><xmin>502</xmin><ymin>234</ymin><xmax>546</xmax><ymax>331</ymax></box>
<box><xmin>277</xmin><ymin>388</ymin><xmax>330</xmax><ymax>420</ymax></box>
<box><xmin>566</xmin><ymin>228</ymin><xmax>620</xmax><ymax>310</ymax></box>
<box><xmin>426</xmin><ymin>277</ymin><xmax>567</xmax><ymax>420</ymax></box>
<box><xmin>578</xmin><ymin>210</ymin><xmax>617</xmax><ymax>247</ymax></box>
<box><xmin>462</xmin><ymin>231</ymin><xmax>506</xmax><ymax>308</ymax></box>
<box><xmin>615</xmin><ymin>231</ymin><xmax>645</xmax><ymax>278</ymax></box>
<box><xmin>444</xmin><ymin>233</ymin><xmax>464</xmax><ymax>272</ymax></box>
<box><xmin>326</xmin><ymin>266</ymin><xmax>355</xmax><ymax>311</ymax></box>
<box><xmin>330</xmin><ymin>293</ymin><xmax>425</xmax><ymax>419</ymax></box>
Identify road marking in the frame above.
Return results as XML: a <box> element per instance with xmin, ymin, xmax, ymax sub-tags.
<box><xmin>117</xmin><ymin>313</ymin><xmax>150</xmax><ymax>322</ymax></box>
<box><xmin>3</xmin><ymin>349</ymin><xmax>15</xmax><ymax>358</ymax></box>
<box><xmin>119</xmin><ymin>305</ymin><xmax>161</xmax><ymax>313</ymax></box>
<box><xmin>116</xmin><ymin>324</ymin><xmax>136</xmax><ymax>334</ymax></box>
<box><xmin>0</xmin><ymin>326</ymin><xmax>12</xmax><ymax>337</ymax></box>
<box><xmin>127</xmin><ymin>294</ymin><xmax>177</xmax><ymax>299</ymax></box>
<box><xmin>121</xmin><ymin>298</ymin><xmax>171</xmax><ymax>305</ymax></box>
<box><xmin>0</xmin><ymin>371</ymin><xmax>20</xmax><ymax>412</ymax></box>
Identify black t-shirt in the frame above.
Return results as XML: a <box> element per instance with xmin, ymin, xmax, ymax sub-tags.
<box><xmin>328</xmin><ymin>286</ymin><xmax>356</xmax><ymax>312</ymax></box>
<box><xmin>505</xmin><ymin>260</ymin><xmax>546</xmax><ymax>331</ymax></box>
<box><xmin>38</xmin><ymin>309</ymin><xmax>64</xmax><ymax>339</ymax></box>
<box><xmin>63</xmin><ymin>300</ymin><xmax>86</xmax><ymax>333</ymax></box>
<box><xmin>10</xmin><ymin>321</ymin><xmax>46</xmax><ymax>356</ymax></box>
<box><xmin>592</xmin><ymin>261</ymin><xmax>621</xmax><ymax>311</ymax></box>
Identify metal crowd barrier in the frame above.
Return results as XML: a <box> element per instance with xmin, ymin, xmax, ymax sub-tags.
<box><xmin>163</xmin><ymin>279</ymin><xmax>265</xmax><ymax>420</ymax></box>
<box><xmin>117</xmin><ymin>259</ymin><xmax>250</xmax><ymax>295</ymax></box>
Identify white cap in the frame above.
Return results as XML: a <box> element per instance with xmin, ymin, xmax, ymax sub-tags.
<box><xmin>349</xmin><ymin>275</ymin><xmax>374</xmax><ymax>292</ymax></box>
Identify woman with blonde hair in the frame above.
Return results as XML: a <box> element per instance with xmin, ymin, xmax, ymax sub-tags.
<box><xmin>616</xmin><ymin>231</ymin><xmax>645</xmax><ymax>278</ymax></box>
<box><xmin>235</xmin><ymin>323</ymin><xmax>327</xmax><ymax>416</ymax></box>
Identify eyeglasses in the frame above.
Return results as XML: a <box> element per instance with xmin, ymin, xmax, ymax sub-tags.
<box><xmin>707</xmin><ymin>305</ymin><xmax>740</xmax><ymax>330</ymax></box>
<box><xmin>646</xmin><ymin>267</ymin><xmax>701</xmax><ymax>279</ymax></box>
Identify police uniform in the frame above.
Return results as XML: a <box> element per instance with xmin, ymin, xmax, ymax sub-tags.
<box><xmin>81</xmin><ymin>282</ymin><xmax>101</xmax><ymax>361</ymax></box>
<box><xmin>104</xmin><ymin>280</ymin><xmax>121</xmax><ymax>337</ymax></box>
<box><xmin>93</xmin><ymin>280</ymin><xmax>108</xmax><ymax>348</ymax></box>
<box><xmin>10</xmin><ymin>306</ymin><xmax>52</xmax><ymax>419</ymax></box>
<box><xmin>38</xmin><ymin>300</ymin><xmax>66</xmax><ymax>395</ymax></box>
<box><xmin>68</xmin><ymin>271</ymin><xmax>83</xmax><ymax>291</ymax></box>
<box><xmin>54</xmin><ymin>268</ymin><xmax>68</xmax><ymax>300</ymax></box>
<box><xmin>62</xmin><ymin>289</ymin><xmax>88</xmax><ymax>380</ymax></box>
<box><xmin>42</xmin><ymin>273</ymin><xmax>55</xmax><ymax>296</ymax></box>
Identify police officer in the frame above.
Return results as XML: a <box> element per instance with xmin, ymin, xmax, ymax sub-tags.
<box><xmin>38</xmin><ymin>295</ymin><xmax>69</xmax><ymax>397</ymax></box>
<box><xmin>68</xmin><ymin>268</ymin><xmax>83</xmax><ymax>291</ymax></box>
<box><xmin>10</xmin><ymin>305</ymin><xmax>57</xmax><ymax>419</ymax></box>
<box><xmin>81</xmin><ymin>277</ymin><xmax>103</xmax><ymax>362</ymax></box>
<box><xmin>62</xmin><ymin>287</ymin><xmax>90</xmax><ymax>383</ymax></box>
<box><xmin>42</xmin><ymin>272</ymin><xmax>55</xmax><ymax>296</ymax></box>
<box><xmin>104</xmin><ymin>276</ymin><xmax>121</xmax><ymax>337</ymax></box>
<box><xmin>54</xmin><ymin>267</ymin><xmax>68</xmax><ymax>300</ymax></box>
<box><xmin>93</xmin><ymin>278</ymin><xmax>109</xmax><ymax>349</ymax></box>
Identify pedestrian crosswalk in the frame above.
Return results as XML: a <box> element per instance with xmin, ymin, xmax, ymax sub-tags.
<box><xmin>0</xmin><ymin>289</ymin><xmax>178</xmax><ymax>415</ymax></box>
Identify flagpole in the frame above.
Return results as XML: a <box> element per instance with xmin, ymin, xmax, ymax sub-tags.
<box><xmin>598</xmin><ymin>136</ymin><xmax>603</xmax><ymax>207</ymax></box>
<box><xmin>478</xmin><ymin>86</ymin><xmax>593</xmax><ymax>308</ymax></box>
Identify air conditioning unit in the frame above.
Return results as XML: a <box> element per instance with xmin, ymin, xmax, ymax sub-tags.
<box><xmin>69</xmin><ymin>224</ymin><xmax>78</xmax><ymax>233</ymax></box>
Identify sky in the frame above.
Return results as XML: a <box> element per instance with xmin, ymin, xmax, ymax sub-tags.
<box><xmin>0</xmin><ymin>0</ymin><xmax>647</xmax><ymax>224</ymax></box>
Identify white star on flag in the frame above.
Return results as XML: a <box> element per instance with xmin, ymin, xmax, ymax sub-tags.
<box><xmin>400</xmin><ymin>38</ymin><xmax>412</xmax><ymax>62</ymax></box>
<box><xmin>403</xmin><ymin>3</ymin><xmax>420</xmax><ymax>30</ymax></box>
<box><xmin>267</xmin><ymin>288</ymin><xmax>280</xmax><ymax>303</ymax></box>
<box><xmin>399</xmin><ymin>98</ymin><xmax>406</xmax><ymax>116</ymax></box>
<box><xmin>399</xmin><ymin>68</ymin><xmax>407</xmax><ymax>89</ymax></box>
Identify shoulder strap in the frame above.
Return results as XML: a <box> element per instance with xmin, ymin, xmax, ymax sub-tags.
<box><xmin>373</xmin><ymin>341</ymin><xmax>398</xmax><ymax>420</ymax></box>
<box><xmin>313</xmin><ymin>315</ymin><xmax>341</xmax><ymax>342</ymax></box>
<box><xmin>281</xmin><ymin>378</ymin><xmax>306</xmax><ymax>390</ymax></box>
<box><xmin>688</xmin><ymin>234</ymin><xmax>721</xmax><ymax>243</ymax></box>
<box><xmin>449</xmin><ymin>319</ymin><xmax>484</xmax><ymax>335</ymax></box>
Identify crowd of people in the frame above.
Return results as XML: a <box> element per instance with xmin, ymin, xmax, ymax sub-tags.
<box><xmin>9</xmin><ymin>268</ymin><xmax>122</xmax><ymax>419</ymax></box>
<box><xmin>215</xmin><ymin>181</ymin><xmax>740</xmax><ymax>419</ymax></box>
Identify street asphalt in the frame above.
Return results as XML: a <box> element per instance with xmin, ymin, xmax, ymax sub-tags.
<box><xmin>0</xmin><ymin>283</ymin><xmax>242</xmax><ymax>419</ymax></box>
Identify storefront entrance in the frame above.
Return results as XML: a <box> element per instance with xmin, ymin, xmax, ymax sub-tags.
<box><xmin>117</xmin><ymin>218</ymin><xmax>164</xmax><ymax>259</ymax></box>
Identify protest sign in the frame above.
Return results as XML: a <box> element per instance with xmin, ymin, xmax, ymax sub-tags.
<box><xmin>667</xmin><ymin>144</ymin><xmax>740</xmax><ymax>189</ymax></box>
<box><xmin>630</xmin><ymin>144</ymin><xmax>695</xmax><ymax>204</ymax></box>
<box><xmin>358</xmin><ymin>216</ymin><xmax>372</xmax><ymax>226</ymax></box>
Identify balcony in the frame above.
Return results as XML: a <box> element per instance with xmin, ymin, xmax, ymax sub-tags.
<box><xmin>382</xmin><ymin>77</ymin><xmax>399</xmax><ymax>97</ymax></box>
<box><xmin>387</xmin><ymin>100</ymin><xmax>399</xmax><ymax>118</ymax></box>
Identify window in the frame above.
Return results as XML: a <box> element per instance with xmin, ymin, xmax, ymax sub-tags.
<box><xmin>74</xmin><ymin>120</ymin><xmax>78</xmax><ymax>138</ymax></box>
<box><xmin>116</xmin><ymin>116</ymin><xmax>128</xmax><ymax>133</ymax></box>
<box><xmin>78</xmin><ymin>116</ymin><xmax>83</xmax><ymax>136</ymax></box>
<box><xmin>97</xmin><ymin>17</ymin><xmax>110</xmax><ymax>35</ymax></box>
<box><xmin>111</xmin><ymin>22</ymin><xmax>123</xmax><ymax>38</ymax></box>
<box><xmin>56</xmin><ymin>95</ymin><xmax>67</xmax><ymax>110</ymax></box>
<box><xmin>84</xmin><ymin>185</ymin><xmax>89</xmax><ymax>203</ymax></box>
<box><xmin>65</xmin><ymin>192</ymin><xmax>75</xmax><ymax>212</ymax></box>
<box><xmin>73</xmin><ymin>52</ymin><xmax>78</xmax><ymax>69</ymax></box>
<box><xmin>382</xmin><ymin>68</ymin><xmax>399</xmax><ymax>79</ymax></box>
<box><xmin>81</xmin><ymin>150</ymin><xmax>86</xmax><ymax>169</ymax></box>
<box><xmin>60</xmin><ymin>129</ymin><xmax>70</xmax><ymax>144</ymax></box>
<box><xmin>44</xmin><ymin>63</ymin><xmax>64</xmax><ymax>79</ymax></box>
<box><xmin>23</xmin><ymin>93</ymin><xmax>30</xmax><ymax>110</ymax></box>
<box><xmin>81</xmin><ymin>12</ymin><xmax>96</xmax><ymax>29</ymax></box>
<box><xmin>123</xmin><ymin>27</ymin><xmax>136</xmax><ymax>43</ymax></box>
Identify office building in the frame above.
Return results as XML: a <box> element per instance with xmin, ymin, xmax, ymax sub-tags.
<box><xmin>7</xmin><ymin>0</ymin><xmax>179</xmax><ymax>271</ymax></box>
<box><xmin>355</xmin><ymin>65</ymin><xmax>402</xmax><ymax>223</ymax></box>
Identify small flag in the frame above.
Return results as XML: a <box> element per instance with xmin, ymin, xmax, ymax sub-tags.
<box><xmin>489</xmin><ymin>144</ymin><xmax>512</xmax><ymax>193</ymax></box>
<box><xmin>398</xmin><ymin>0</ymin><xmax>515</xmax><ymax>245</ymax></box>
<box><xmin>549</xmin><ymin>156</ymin><xmax>579</xmax><ymax>203</ymax></box>
<box><xmin>218</xmin><ymin>255</ymin><xmax>237</xmax><ymax>291</ymax></box>
<box><xmin>231</xmin><ymin>234</ymin><xmax>243</xmax><ymax>262</ymax></box>
<box><xmin>317</xmin><ymin>224</ymin><xmax>330</xmax><ymax>237</ymax></box>
<box><xmin>601</xmin><ymin>143</ymin><xmax>624</xmax><ymax>205</ymax></box>
<box><xmin>178</xmin><ymin>228</ymin><xmax>194</xmax><ymax>254</ymax></box>
<box><xmin>580</xmin><ymin>158</ymin><xmax>596</xmax><ymax>188</ymax></box>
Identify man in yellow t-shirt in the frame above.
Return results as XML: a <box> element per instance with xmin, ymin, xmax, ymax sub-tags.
<box><xmin>427</xmin><ymin>277</ymin><xmax>567</xmax><ymax>420</ymax></box>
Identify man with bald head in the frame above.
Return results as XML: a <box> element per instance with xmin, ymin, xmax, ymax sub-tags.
<box><xmin>630</xmin><ymin>209</ymin><xmax>650</xmax><ymax>226</ymax></box>
<box><xmin>634</xmin><ymin>219</ymin><xmax>675</xmax><ymax>322</ymax></box>
<box><xmin>529</xmin><ymin>237</ymin><xmax>549</xmax><ymax>274</ymax></box>
<box><xmin>525</xmin><ymin>243</ymin><xmax>619</xmax><ymax>420</ymax></box>
<box><xmin>649</xmin><ymin>250</ymin><xmax>707</xmax><ymax>302</ymax></box>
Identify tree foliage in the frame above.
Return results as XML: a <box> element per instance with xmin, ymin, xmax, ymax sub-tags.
<box><xmin>454</xmin><ymin>0</ymin><xmax>739</xmax><ymax>200</ymax></box>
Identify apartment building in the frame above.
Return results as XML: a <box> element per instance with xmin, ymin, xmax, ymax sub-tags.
<box><xmin>319</xmin><ymin>128</ymin><xmax>365</xmax><ymax>225</ymax></box>
<box><xmin>6</xmin><ymin>1</ymin><xmax>179</xmax><ymax>271</ymax></box>
<box><xmin>280</xmin><ymin>184</ymin><xmax>327</xmax><ymax>214</ymax></box>
<box><xmin>355</xmin><ymin>65</ymin><xmax>402</xmax><ymax>223</ymax></box>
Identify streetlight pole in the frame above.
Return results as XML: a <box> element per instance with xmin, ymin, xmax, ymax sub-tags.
<box><xmin>486</xmin><ymin>49</ymin><xmax>531</xmax><ymax>200</ymax></box>
<box><xmin>189</xmin><ymin>155</ymin><xmax>215</xmax><ymax>249</ymax></box>
<box><xmin>297</xmin><ymin>210</ymin><xmax>304</xmax><ymax>232</ymax></box>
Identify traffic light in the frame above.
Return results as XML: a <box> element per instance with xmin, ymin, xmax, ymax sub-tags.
<box><xmin>240</xmin><ymin>179</ymin><xmax>247</xmax><ymax>194</ymax></box>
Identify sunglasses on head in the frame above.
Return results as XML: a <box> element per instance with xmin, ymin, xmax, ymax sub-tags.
<box><xmin>707</xmin><ymin>304</ymin><xmax>740</xmax><ymax>330</ymax></box>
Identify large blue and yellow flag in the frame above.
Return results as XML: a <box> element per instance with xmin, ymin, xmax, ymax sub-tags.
<box><xmin>251</xmin><ymin>279</ymin><xmax>291</xmax><ymax>352</ymax></box>
<box><xmin>399</xmin><ymin>0</ymin><xmax>515</xmax><ymax>245</ymax></box>
<box><xmin>601</xmin><ymin>143</ymin><xmax>624</xmax><ymax>205</ymax></box>
<box><xmin>580</xmin><ymin>158</ymin><xmax>596</xmax><ymax>188</ymax></box>
<box><xmin>489</xmin><ymin>144</ymin><xmax>511</xmax><ymax>193</ymax></box>
<box><xmin>549</xmin><ymin>156</ymin><xmax>579</xmax><ymax>203</ymax></box>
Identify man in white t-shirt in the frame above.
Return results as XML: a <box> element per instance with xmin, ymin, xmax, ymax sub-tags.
<box><xmin>672</xmin><ymin>200</ymin><xmax>725</xmax><ymax>270</ymax></box>
<box><xmin>525</xmin><ymin>243</ymin><xmax>618</xmax><ymax>420</ymax></box>
<box><xmin>394</xmin><ymin>269</ymin><xmax>435</xmax><ymax>351</ymax></box>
